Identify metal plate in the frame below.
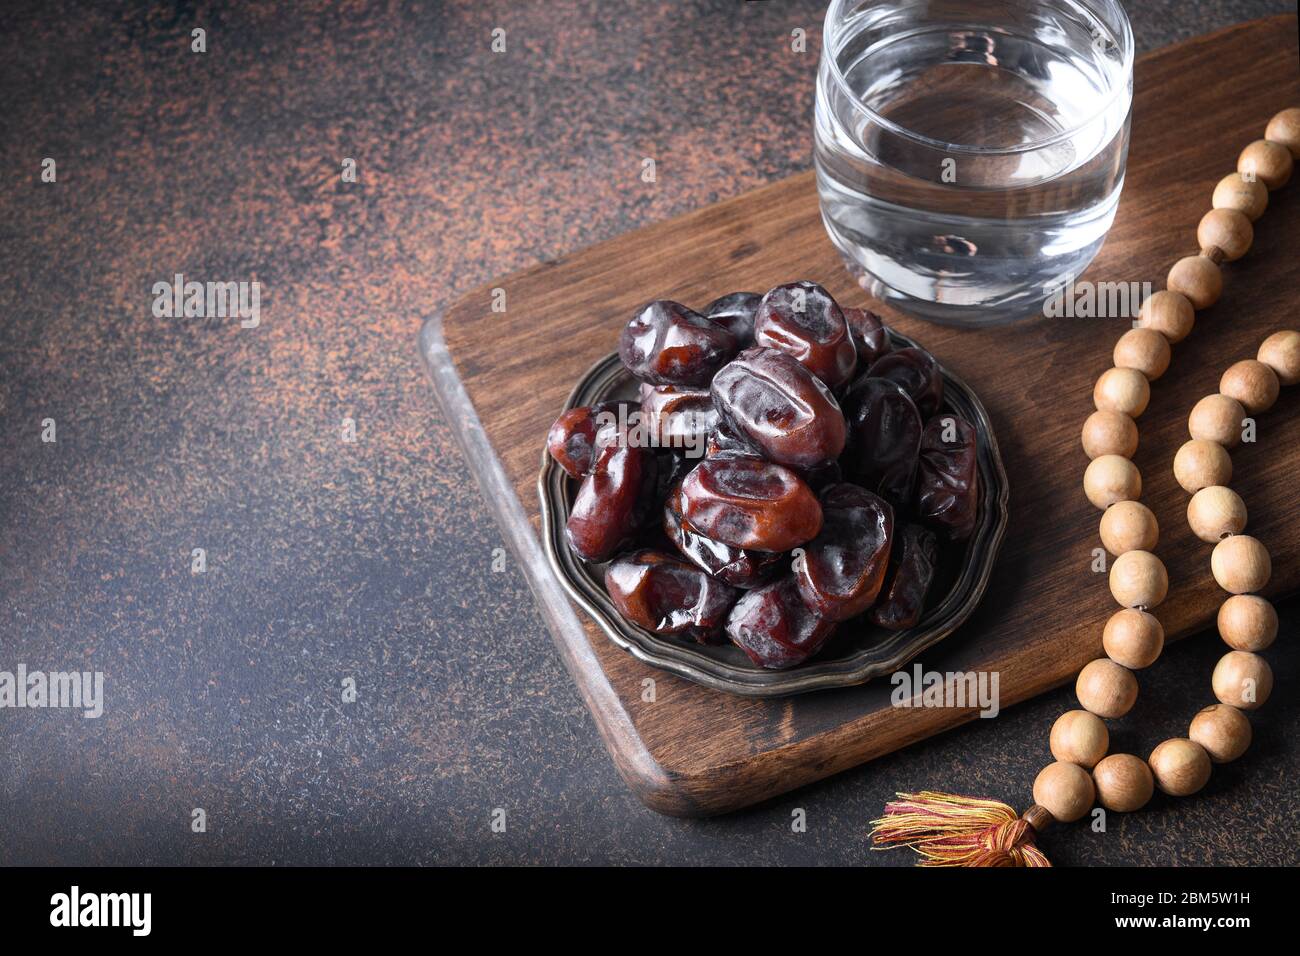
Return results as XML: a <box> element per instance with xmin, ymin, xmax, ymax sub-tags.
<box><xmin>539</xmin><ymin>332</ymin><xmax>1010</xmax><ymax>697</ymax></box>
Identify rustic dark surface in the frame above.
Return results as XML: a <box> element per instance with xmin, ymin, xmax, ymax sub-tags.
<box><xmin>0</xmin><ymin>0</ymin><xmax>1295</xmax><ymax>865</ymax></box>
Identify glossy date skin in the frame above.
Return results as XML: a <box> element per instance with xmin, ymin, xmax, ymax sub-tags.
<box><xmin>677</xmin><ymin>454</ymin><xmax>822</xmax><ymax>552</ymax></box>
<box><xmin>841</xmin><ymin>377</ymin><xmax>922</xmax><ymax>506</ymax></box>
<box><xmin>605</xmin><ymin>549</ymin><xmax>739</xmax><ymax>642</ymax></box>
<box><xmin>866</xmin><ymin>348</ymin><xmax>943</xmax><ymax>419</ymax></box>
<box><xmin>640</xmin><ymin>385</ymin><xmax>718</xmax><ymax>457</ymax></box>
<box><xmin>753</xmin><ymin>281</ymin><xmax>857</xmax><ymax>390</ymax></box>
<box><xmin>663</xmin><ymin>486</ymin><xmax>784</xmax><ymax>588</ymax></box>
<box><xmin>870</xmin><ymin>524</ymin><xmax>939</xmax><ymax>630</ymax></box>
<box><xmin>704</xmin><ymin>291</ymin><xmax>761</xmax><ymax>347</ymax></box>
<box><xmin>726</xmin><ymin>576</ymin><xmax>837</xmax><ymax>669</ymax></box>
<box><xmin>546</xmin><ymin>401</ymin><xmax>623</xmax><ymax>479</ymax></box>
<box><xmin>619</xmin><ymin>300</ymin><xmax>739</xmax><ymax>387</ymax></box>
<box><xmin>795</xmin><ymin>484</ymin><xmax>894</xmax><ymax>621</ymax></box>
<box><xmin>916</xmin><ymin>414</ymin><xmax>980</xmax><ymax>541</ymax></box>
<box><xmin>705</xmin><ymin>419</ymin><xmax>756</xmax><ymax>458</ymax></box>
<box><xmin>843</xmin><ymin>307</ymin><xmax>891</xmax><ymax>369</ymax></box>
<box><xmin>565</xmin><ymin>431</ymin><xmax>658</xmax><ymax>563</ymax></box>
<box><xmin>711</xmin><ymin>347</ymin><xmax>846</xmax><ymax>469</ymax></box>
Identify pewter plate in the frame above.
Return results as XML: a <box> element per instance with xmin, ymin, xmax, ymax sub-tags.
<box><xmin>539</xmin><ymin>331</ymin><xmax>1009</xmax><ymax>697</ymax></box>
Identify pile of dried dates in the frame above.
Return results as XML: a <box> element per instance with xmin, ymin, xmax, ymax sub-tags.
<box><xmin>547</xmin><ymin>280</ymin><xmax>980</xmax><ymax>669</ymax></box>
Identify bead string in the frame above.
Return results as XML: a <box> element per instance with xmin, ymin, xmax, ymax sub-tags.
<box><xmin>1030</xmin><ymin>107</ymin><xmax>1300</xmax><ymax>829</ymax></box>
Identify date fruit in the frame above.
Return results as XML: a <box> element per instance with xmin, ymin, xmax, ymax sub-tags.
<box><xmin>726</xmin><ymin>576</ymin><xmax>837</xmax><ymax>669</ymax></box>
<box><xmin>705</xmin><ymin>419</ymin><xmax>756</xmax><ymax>458</ymax></box>
<box><xmin>711</xmin><ymin>347</ymin><xmax>846</xmax><ymax>469</ymax></box>
<box><xmin>677</xmin><ymin>454</ymin><xmax>822</xmax><ymax>552</ymax></box>
<box><xmin>795</xmin><ymin>484</ymin><xmax>893</xmax><ymax>621</ymax></box>
<box><xmin>704</xmin><ymin>291</ymin><xmax>761</xmax><ymax>347</ymax></box>
<box><xmin>663</xmin><ymin>487</ymin><xmax>784</xmax><ymax>588</ymax></box>
<box><xmin>605</xmin><ymin>550</ymin><xmax>739</xmax><ymax>642</ymax></box>
<box><xmin>754</xmin><ymin>281</ymin><xmax>857</xmax><ymax>390</ymax></box>
<box><xmin>841</xmin><ymin>377</ymin><xmax>922</xmax><ymax>506</ymax></box>
<box><xmin>640</xmin><ymin>385</ymin><xmax>718</xmax><ymax>456</ymax></box>
<box><xmin>916</xmin><ymin>414</ymin><xmax>980</xmax><ymax>541</ymax></box>
<box><xmin>843</xmin><ymin>307</ymin><xmax>891</xmax><ymax>369</ymax></box>
<box><xmin>870</xmin><ymin>524</ymin><xmax>939</xmax><ymax>630</ymax></box>
<box><xmin>619</xmin><ymin>300</ymin><xmax>739</xmax><ymax>387</ymax></box>
<box><xmin>866</xmin><ymin>348</ymin><xmax>943</xmax><ymax>419</ymax></box>
<box><xmin>546</xmin><ymin>401</ymin><xmax>628</xmax><ymax>478</ymax></box>
<box><xmin>565</xmin><ymin>431</ymin><xmax>657</xmax><ymax>562</ymax></box>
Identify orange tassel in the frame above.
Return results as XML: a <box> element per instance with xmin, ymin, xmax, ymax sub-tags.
<box><xmin>869</xmin><ymin>791</ymin><xmax>1051</xmax><ymax>867</ymax></box>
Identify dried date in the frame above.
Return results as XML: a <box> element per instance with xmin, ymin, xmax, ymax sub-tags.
<box><xmin>565</xmin><ymin>432</ymin><xmax>657</xmax><ymax>562</ymax></box>
<box><xmin>704</xmin><ymin>291</ymin><xmax>761</xmax><ymax>347</ymax></box>
<box><xmin>753</xmin><ymin>281</ymin><xmax>857</xmax><ymax>390</ymax></box>
<box><xmin>640</xmin><ymin>385</ymin><xmax>718</xmax><ymax>458</ymax></box>
<box><xmin>546</xmin><ymin>401</ymin><xmax>622</xmax><ymax>479</ymax></box>
<box><xmin>866</xmin><ymin>347</ymin><xmax>943</xmax><ymax>419</ymax></box>
<box><xmin>710</xmin><ymin>347</ymin><xmax>846</xmax><ymax>469</ymax></box>
<box><xmin>843</xmin><ymin>307</ymin><xmax>891</xmax><ymax>369</ymax></box>
<box><xmin>619</xmin><ymin>300</ymin><xmax>739</xmax><ymax>387</ymax></box>
<box><xmin>726</xmin><ymin>576</ymin><xmax>837</xmax><ymax>669</ymax></box>
<box><xmin>705</xmin><ymin>419</ymin><xmax>756</xmax><ymax>458</ymax></box>
<box><xmin>677</xmin><ymin>454</ymin><xmax>822</xmax><ymax>552</ymax></box>
<box><xmin>869</xmin><ymin>524</ymin><xmax>938</xmax><ymax>630</ymax></box>
<box><xmin>916</xmin><ymin>414</ymin><xmax>980</xmax><ymax>541</ymax></box>
<box><xmin>605</xmin><ymin>549</ymin><xmax>739</xmax><ymax>642</ymax></box>
<box><xmin>841</xmin><ymin>377</ymin><xmax>922</xmax><ymax>506</ymax></box>
<box><xmin>794</xmin><ymin>484</ymin><xmax>894</xmax><ymax>621</ymax></box>
<box><xmin>663</xmin><ymin>487</ymin><xmax>784</xmax><ymax>588</ymax></box>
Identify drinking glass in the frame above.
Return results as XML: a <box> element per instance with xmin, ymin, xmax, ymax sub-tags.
<box><xmin>814</xmin><ymin>0</ymin><xmax>1134</xmax><ymax>326</ymax></box>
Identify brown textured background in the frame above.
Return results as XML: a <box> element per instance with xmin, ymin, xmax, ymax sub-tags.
<box><xmin>0</xmin><ymin>0</ymin><xmax>1296</xmax><ymax>865</ymax></box>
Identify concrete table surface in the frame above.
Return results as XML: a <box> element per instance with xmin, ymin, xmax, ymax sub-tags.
<box><xmin>1</xmin><ymin>0</ymin><xmax>1296</xmax><ymax>865</ymax></box>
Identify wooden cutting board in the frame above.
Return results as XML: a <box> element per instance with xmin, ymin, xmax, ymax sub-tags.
<box><xmin>426</xmin><ymin>15</ymin><xmax>1300</xmax><ymax>816</ymax></box>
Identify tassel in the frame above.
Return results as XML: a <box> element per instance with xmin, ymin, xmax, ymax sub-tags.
<box><xmin>869</xmin><ymin>791</ymin><xmax>1052</xmax><ymax>867</ymax></box>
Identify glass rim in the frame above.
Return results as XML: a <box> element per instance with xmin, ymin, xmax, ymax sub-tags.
<box><xmin>820</xmin><ymin>0</ymin><xmax>1136</xmax><ymax>156</ymax></box>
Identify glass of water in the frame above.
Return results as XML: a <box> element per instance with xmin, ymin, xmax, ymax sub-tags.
<box><xmin>814</xmin><ymin>0</ymin><xmax>1134</xmax><ymax>326</ymax></box>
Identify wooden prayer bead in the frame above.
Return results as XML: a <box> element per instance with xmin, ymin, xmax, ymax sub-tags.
<box><xmin>1189</xmin><ymin>704</ymin><xmax>1252</xmax><ymax>763</ymax></box>
<box><xmin>1188</xmin><ymin>393</ymin><xmax>1245</xmax><ymax>447</ymax></box>
<box><xmin>1102</xmin><ymin>608</ymin><xmax>1164</xmax><ymax>669</ymax></box>
<box><xmin>1196</xmin><ymin>208</ymin><xmax>1253</xmax><ymax>261</ymax></box>
<box><xmin>1100</xmin><ymin>500</ymin><xmax>1159</xmax><ymax>555</ymax></box>
<box><xmin>1113</xmin><ymin>328</ymin><xmax>1171</xmax><ymax>380</ymax></box>
<box><xmin>1211</xmin><ymin>650</ymin><xmax>1273</xmax><ymax>710</ymax></box>
<box><xmin>1265</xmin><ymin>107</ymin><xmax>1300</xmax><ymax>157</ymax></box>
<box><xmin>1210</xmin><ymin>534</ymin><xmax>1271</xmax><ymax>594</ymax></box>
<box><xmin>1148</xmin><ymin>738</ymin><xmax>1211</xmax><ymax>797</ymax></box>
<box><xmin>1093</xmin><ymin>367</ymin><xmax>1150</xmax><ymax>417</ymax></box>
<box><xmin>1109</xmin><ymin>550</ymin><xmax>1168</xmax><ymax>610</ymax></box>
<box><xmin>1136</xmin><ymin>290</ymin><xmax>1194</xmax><ymax>343</ymax></box>
<box><xmin>1211</xmin><ymin>172</ymin><xmax>1268</xmax><ymax>221</ymax></box>
<box><xmin>1238</xmin><ymin>138</ymin><xmax>1294</xmax><ymax>189</ymax></box>
<box><xmin>1092</xmin><ymin>753</ymin><xmax>1154</xmax><ymax>813</ymax></box>
<box><xmin>1082</xmin><ymin>410</ymin><xmax>1138</xmax><ymax>459</ymax></box>
<box><xmin>1167</xmin><ymin>256</ymin><xmax>1221</xmax><ymax>310</ymax></box>
<box><xmin>1186</xmin><ymin>485</ymin><xmax>1247</xmax><ymax>543</ymax></box>
<box><xmin>1076</xmin><ymin>658</ymin><xmax>1138</xmax><ymax>719</ymax></box>
<box><xmin>1217</xmin><ymin>594</ymin><xmax>1278</xmax><ymax>652</ymax></box>
<box><xmin>1172</xmin><ymin>439</ymin><xmax>1232</xmax><ymax>494</ymax></box>
<box><xmin>1084</xmin><ymin>454</ymin><xmax>1141</xmax><ymax>509</ymax></box>
<box><xmin>1257</xmin><ymin>330</ymin><xmax>1300</xmax><ymax>385</ymax></box>
<box><xmin>1219</xmin><ymin>358</ymin><xmax>1279</xmax><ymax>413</ymax></box>
<box><xmin>1032</xmin><ymin>761</ymin><xmax>1095</xmax><ymax>823</ymax></box>
<box><xmin>1050</xmin><ymin>710</ymin><xmax>1109</xmax><ymax>768</ymax></box>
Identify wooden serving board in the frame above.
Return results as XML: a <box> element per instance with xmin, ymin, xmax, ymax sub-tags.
<box><xmin>429</xmin><ymin>16</ymin><xmax>1300</xmax><ymax>816</ymax></box>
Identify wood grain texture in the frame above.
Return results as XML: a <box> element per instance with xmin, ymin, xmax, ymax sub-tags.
<box><xmin>438</xmin><ymin>16</ymin><xmax>1300</xmax><ymax>816</ymax></box>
